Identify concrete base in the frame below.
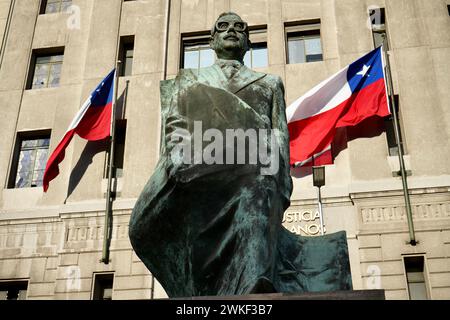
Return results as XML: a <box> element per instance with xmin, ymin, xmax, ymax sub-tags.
<box><xmin>176</xmin><ymin>290</ymin><xmax>386</xmax><ymax>300</ymax></box>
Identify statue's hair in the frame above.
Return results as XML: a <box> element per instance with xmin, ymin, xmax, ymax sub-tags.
<box><xmin>217</xmin><ymin>11</ymin><xmax>242</xmax><ymax>20</ymax></box>
<box><xmin>210</xmin><ymin>12</ymin><xmax>249</xmax><ymax>37</ymax></box>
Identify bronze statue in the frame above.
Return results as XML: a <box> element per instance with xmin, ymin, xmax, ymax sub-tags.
<box><xmin>129</xmin><ymin>12</ymin><xmax>352</xmax><ymax>297</ymax></box>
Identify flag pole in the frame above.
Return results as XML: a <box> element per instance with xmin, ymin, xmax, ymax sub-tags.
<box><xmin>101</xmin><ymin>62</ymin><xmax>121</xmax><ymax>264</ymax></box>
<box><xmin>317</xmin><ymin>186</ymin><xmax>325</xmax><ymax>235</ymax></box>
<box><xmin>101</xmin><ymin>0</ymin><xmax>125</xmax><ymax>264</ymax></box>
<box><xmin>312</xmin><ymin>156</ymin><xmax>325</xmax><ymax>236</ymax></box>
<box><xmin>382</xmin><ymin>45</ymin><xmax>417</xmax><ymax>246</ymax></box>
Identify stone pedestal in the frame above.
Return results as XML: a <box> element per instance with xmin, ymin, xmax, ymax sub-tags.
<box><xmin>177</xmin><ymin>290</ymin><xmax>385</xmax><ymax>300</ymax></box>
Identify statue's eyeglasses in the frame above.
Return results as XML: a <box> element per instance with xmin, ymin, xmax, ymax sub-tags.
<box><xmin>215</xmin><ymin>21</ymin><xmax>248</xmax><ymax>33</ymax></box>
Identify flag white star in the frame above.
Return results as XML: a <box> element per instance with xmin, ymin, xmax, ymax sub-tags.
<box><xmin>357</xmin><ymin>64</ymin><xmax>370</xmax><ymax>77</ymax></box>
<box><xmin>95</xmin><ymin>82</ymin><xmax>105</xmax><ymax>93</ymax></box>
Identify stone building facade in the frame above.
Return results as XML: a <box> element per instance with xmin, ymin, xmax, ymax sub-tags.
<box><xmin>0</xmin><ymin>0</ymin><xmax>449</xmax><ymax>300</ymax></box>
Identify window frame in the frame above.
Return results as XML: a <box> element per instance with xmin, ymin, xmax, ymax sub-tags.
<box><xmin>7</xmin><ymin>130</ymin><xmax>52</xmax><ymax>189</ymax></box>
<box><xmin>119</xmin><ymin>35</ymin><xmax>135</xmax><ymax>77</ymax></box>
<box><xmin>181</xmin><ymin>27</ymin><xmax>269</xmax><ymax>70</ymax></box>
<box><xmin>103</xmin><ymin>119</ymin><xmax>127</xmax><ymax>179</ymax></box>
<box><xmin>40</xmin><ymin>0</ymin><xmax>72</xmax><ymax>15</ymax></box>
<box><xmin>384</xmin><ymin>95</ymin><xmax>407</xmax><ymax>156</ymax></box>
<box><xmin>27</xmin><ymin>47</ymin><xmax>65</xmax><ymax>90</ymax></box>
<box><xmin>369</xmin><ymin>7</ymin><xmax>390</xmax><ymax>50</ymax></box>
<box><xmin>285</xmin><ymin>20</ymin><xmax>323</xmax><ymax>65</ymax></box>
<box><xmin>0</xmin><ymin>280</ymin><xmax>29</xmax><ymax>300</ymax></box>
<box><xmin>113</xmin><ymin>119</ymin><xmax>127</xmax><ymax>179</ymax></box>
<box><xmin>181</xmin><ymin>32</ymin><xmax>215</xmax><ymax>70</ymax></box>
<box><xmin>402</xmin><ymin>255</ymin><xmax>432</xmax><ymax>300</ymax></box>
<box><xmin>91</xmin><ymin>273</ymin><xmax>114</xmax><ymax>300</ymax></box>
<box><xmin>244</xmin><ymin>26</ymin><xmax>268</xmax><ymax>69</ymax></box>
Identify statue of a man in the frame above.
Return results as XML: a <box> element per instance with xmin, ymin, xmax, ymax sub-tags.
<box><xmin>129</xmin><ymin>12</ymin><xmax>352</xmax><ymax>298</ymax></box>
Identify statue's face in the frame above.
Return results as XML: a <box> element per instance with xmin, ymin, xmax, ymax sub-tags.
<box><xmin>210</xmin><ymin>14</ymin><xmax>250</xmax><ymax>61</ymax></box>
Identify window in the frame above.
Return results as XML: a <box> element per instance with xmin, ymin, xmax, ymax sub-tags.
<box><xmin>0</xmin><ymin>281</ymin><xmax>28</xmax><ymax>300</ymax></box>
<box><xmin>28</xmin><ymin>48</ymin><xmax>64</xmax><ymax>89</ymax></box>
<box><xmin>182</xmin><ymin>28</ymin><xmax>268</xmax><ymax>70</ymax></box>
<box><xmin>113</xmin><ymin>120</ymin><xmax>127</xmax><ymax>178</ymax></box>
<box><xmin>385</xmin><ymin>95</ymin><xmax>405</xmax><ymax>156</ymax></box>
<box><xmin>448</xmin><ymin>5</ymin><xmax>450</xmax><ymax>16</ymax></box>
<box><xmin>181</xmin><ymin>34</ymin><xmax>215</xmax><ymax>69</ymax></box>
<box><xmin>119</xmin><ymin>36</ymin><xmax>135</xmax><ymax>77</ymax></box>
<box><xmin>285</xmin><ymin>21</ymin><xmax>323</xmax><ymax>64</ymax></box>
<box><xmin>369</xmin><ymin>7</ymin><xmax>389</xmax><ymax>49</ymax></box>
<box><xmin>244</xmin><ymin>28</ymin><xmax>268</xmax><ymax>69</ymax></box>
<box><xmin>404</xmin><ymin>256</ymin><xmax>429</xmax><ymax>300</ymax></box>
<box><xmin>8</xmin><ymin>131</ymin><xmax>51</xmax><ymax>189</ymax></box>
<box><xmin>40</xmin><ymin>0</ymin><xmax>72</xmax><ymax>14</ymax></box>
<box><xmin>92</xmin><ymin>273</ymin><xmax>114</xmax><ymax>300</ymax></box>
<box><xmin>103</xmin><ymin>120</ymin><xmax>127</xmax><ymax>179</ymax></box>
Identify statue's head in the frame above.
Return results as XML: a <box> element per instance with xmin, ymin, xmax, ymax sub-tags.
<box><xmin>210</xmin><ymin>12</ymin><xmax>251</xmax><ymax>62</ymax></box>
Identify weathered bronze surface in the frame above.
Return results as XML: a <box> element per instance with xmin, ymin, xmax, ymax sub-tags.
<box><xmin>129</xmin><ymin>12</ymin><xmax>352</xmax><ymax>297</ymax></box>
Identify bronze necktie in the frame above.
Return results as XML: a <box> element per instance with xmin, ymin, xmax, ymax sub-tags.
<box><xmin>221</xmin><ymin>63</ymin><xmax>239</xmax><ymax>79</ymax></box>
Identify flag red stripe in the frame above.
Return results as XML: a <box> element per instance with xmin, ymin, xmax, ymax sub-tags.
<box><xmin>42</xmin><ymin>102</ymin><xmax>112</xmax><ymax>192</ymax></box>
<box><xmin>42</xmin><ymin>130</ymin><xmax>75</xmax><ymax>192</ymax></box>
<box><xmin>75</xmin><ymin>102</ymin><xmax>112</xmax><ymax>140</ymax></box>
<box><xmin>288</xmin><ymin>78</ymin><xmax>389</xmax><ymax>165</ymax></box>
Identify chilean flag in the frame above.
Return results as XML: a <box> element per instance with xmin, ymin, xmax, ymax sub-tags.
<box><xmin>43</xmin><ymin>69</ymin><xmax>116</xmax><ymax>192</ymax></box>
<box><xmin>287</xmin><ymin>47</ymin><xmax>390</xmax><ymax>167</ymax></box>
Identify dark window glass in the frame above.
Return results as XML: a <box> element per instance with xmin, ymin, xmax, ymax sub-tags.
<box><xmin>9</xmin><ymin>132</ymin><xmax>51</xmax><ymax>189</ymax></box>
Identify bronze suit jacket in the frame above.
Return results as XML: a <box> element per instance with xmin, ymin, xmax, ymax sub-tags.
<box><xmin>155</xmin><ymin>63</ymin><xmax>292</xmax><ymax>211</ymax></box>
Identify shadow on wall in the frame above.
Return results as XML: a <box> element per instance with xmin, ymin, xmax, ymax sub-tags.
<box><xmin>64</xmin><ymin>88</ymin><xmax>129</xmax><ymax>202</ymax></box>
<box><xmin>65</xmin><ymin>139</ymin><xmax>108</xmax><ymax>202</ymax></box>
<box><xmin>291</xmin><ymin>116</ymin><xmax>387</xmax><ymax>179</ymax></box>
